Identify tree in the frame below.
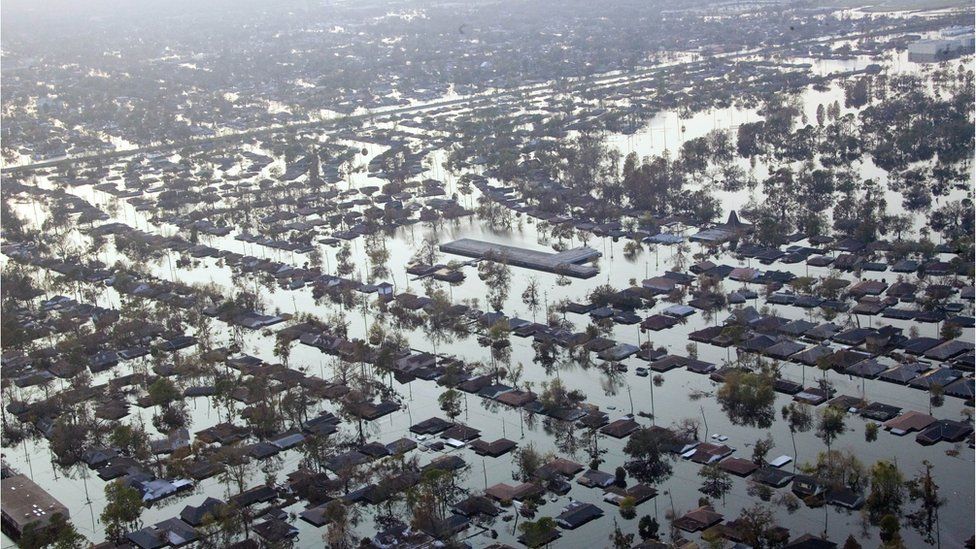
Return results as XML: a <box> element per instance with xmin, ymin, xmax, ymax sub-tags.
<box><xmin>781</xmin><ymin>403</ymin><xmax>812</xmax><ymax>470</ymax></box>
<box><xmin>614</xmin><ymin>466</ymin><xmax>627</xmax><ymax>487</ymax></box>
<box><xmin>424</xmin><ymin>287</ymin><xmax>461</xmax><ymax>356</ymax></box>
<box><xmin>866</xmin><ymin>460</ymin><xmax>905</xmax><ymax>523</ymax></box>
<box><xmin>218</xmin><ymin>445</ymin><xmax>254</xmax><ymax>496</ymax></box>
<box><xmin>110</xmin><ymin>423</ymin><xmax>152</xmax><ymax>461</ymax></box>
<box><xmin>478</xmin><ymin>255</ymin><xmax>512</xmax><ymax>311</ymax></box>
<box><xmin>699</xmin><ymin>464</ymin><xmax>733</xmax><ymax>503</ymax></box>
<box><xmin>865</xmin><ymin>422</ymin><xmax>879</xmax><ymax>442</ymax></box>
<box><xmin>339</xmin><ymin>371</ymin><xmax>379</xmax><ymax>444</ymax></box>
<box><xmin>775</xmin><ymin>491</ymin><xmax>801</xmax><ymax>514</ymax></box>
<box><xmin>930</xmin><ymin>199</ymin><xmax>974</xmax><ymax>244</ymax></box>
<box><xmin>412</xmin><ymin>232</ymin><xmax>441</xmax><ymax>266</ymax></box>
<box><xmin>638</xmin><ymin>515</ymin><xmax>659</xmax><ymax>540</ymax></box>
<box><xmin>879</xmin><ymin>514</ymin><xmax>904</xmax><ymax>547</ymax></box>
<box><xmin>623</xmin><ymin>427</ymin><xmax>676</xmax><ymax>484</ymax></box>
<box><xmin>408</xmin><ymin>468</ymin><xmax>462</xmax><ymax>540</ymax></box>
<box><xmin>336</xmin><ymin>242</ymin><xmax>354</xmax><ymax>277</ymax></box>
<box><xmin>512</xmin><ymin>443</ymin><xmax>545</xmax><ymax>482</ymax></box>
<box><xmin>737</xmin><ymin>121</ymin><xmax>765</xmax><ymax>158</ymax></box>
<box><xmin>716</xmin><ymin>369</ymin><xmax>776</xmax><ymax>428</ymax></box>
<box><xmin>844</xmin><ymin>77</ymin><xmax>871</xmax><ymax>108</ymax></box>
<box><xmin>486</xmin><ymin>319</ymin><xmax>513</xmax><ymax>382</ymax></box>
<box><xmin>939</xmin><ymin>321</ymin><xmax>962</xmax><ymax>341</ymax></box>
<box><xmin>611</xmin><ymin>518</ymin><xmax>635</xmax><ymax>548</ymax></box>
<box><xmin>806</xmin><ymin>449</ymin><xmax>866</xmax><ymax>494</ymax></box>
<box><xmin>734</xmin><ymin>504</ymin><xmax>786</xmax><ymax>549</ymax></box>
<box><xmin>816</xmin><ymin>406</ymin><xmax>846</xmax><ymax>459</ymax></box>
<box><xmin>905</xmin><ymin>460</ymin><xmax>944</xmax><ymax>545</ymax></box>
<box><xmin>273</xmin><ymin>337</ymin><xmax>292</xmax><ymax>368</ymax></box>
<box><xmin>18</xmin><ymin>513</ymin><xmax>86</xmax><ymax>549</ymax></box>
<box><xmin>147</xmin><ymin>377</ymin><xmax>180</xmax><ymax>407</ymax></box>
<box><xmin>673</xmin><ymin>418</ymin><xmax>701</xmax><ymax>443</ymax></box>
<box><xmin>323</xmin><ymin>500</ymin><xmax>357</xmax><ymax>549</ymax></box>
<box><xmin>100</xmin><ymin>481</ymin><xmax>143</xmax><ymax>542</ymax></box>
<box><xmin>521</xmin><ymin>277</ymin><xmax>542</xmax><ymax>322</ymax></box>
<box><xmin>533</xmin><ymin>337</ymin><xmax>559</xmax><ymax>376</ymax></box>
<box><xmin>751</xmin><ymin>434</ymin><xmax>775</xmax><ymax>466</ymax></box>
<box><xmin>538</xmin><ymin>378</ymin><xmax>585</xmax><ymax>413</ymax></box>
<box><xmin>519</xmin><ymin>517</ymin><xmax>558</xmax><ymax>548</ymax></box>
<box><xmin>748</xmin><ymin>481</ymin><xmax>774</xmax><ymax>502</ymax></box>
<box><xmin>438</xmin><ymin>388</ymin><xmax>463</xmax><ymax>424</ymax></box>
<box><xmin>619</xmin><ymin>496</ymin><xmax>637</xmax><ymax>519</ymax></box>
<box><xmin>364</xmin><ymin>234</ymin><xmax>390</xmax><ymax>281</ymax></box>
<box><xmin>197</xmin><ymin>502</ymin><xmax>245</xmax><ymax>549</ymax></box>
<box><xmin>152</xmin><ymin>401</ymin><xmax>190</xmax><ymax>433</ymax></box>
<box><xmin>928</xmin><ymin>382</ymin><xmax>945</xmax><ymax>414</ymax></box>
<box><xmin>47</xmin><ymin>410</ymin><xmax>96</xmax><ymax>467</ymax></box>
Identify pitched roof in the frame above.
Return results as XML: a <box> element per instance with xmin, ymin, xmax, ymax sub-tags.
<box><xmin>884</xmin><ymin>411</ymin><xmax>936</xmax><ymax>434</ymax></box>
<box><xmin>555</xmin><ymin>501</ymin><xmax>604</xmax><ymax>529</ymax></box>
<box><xmin>718</xmin><ymin>457</ymin><xmax>758</xmax><ymax>477</ymax></box>
<box><xmin>674</xmin><ymin>505</ymin><xmax>723</xmax><ymax>532</ymax></box>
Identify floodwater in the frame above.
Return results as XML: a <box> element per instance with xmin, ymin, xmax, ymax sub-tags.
<box><xmin>1</xmin><ymin>49</ymin><xmax>973</xmax><ymax>549</ymax></box>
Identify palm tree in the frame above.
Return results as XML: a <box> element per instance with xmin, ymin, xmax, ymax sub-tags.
<box><xmin>781</xmin><ymin>403</ymin><xmax>812</xmax><ymax>471</ymax></box>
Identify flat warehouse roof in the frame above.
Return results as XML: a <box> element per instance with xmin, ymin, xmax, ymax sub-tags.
<box><xmin>1</xmin><ymin>474</ymin><xmax>69</xmax><ymax>534</ymax></box>
<box><xmin>440</xmin><ymin>238</ymin><xmax>600</xmax><ymax>278</ymax></box>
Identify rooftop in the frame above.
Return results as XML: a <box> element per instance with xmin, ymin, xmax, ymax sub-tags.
<box><xmin>1</xmin><ymin>474</ymin><xmax>69</xmax><ymax>535</ymax></box>
<box><xmin>440</xmin><ymin>238</ymin><xmax>600</xmax><ymax>278</ymax></box>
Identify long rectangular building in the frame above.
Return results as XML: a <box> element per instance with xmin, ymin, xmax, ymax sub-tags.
<box><xmin>908</xmin><ymin>36</ymin><xmax>974</xmax><ymax>62</ymax></box>
<box><xmin>440</xmin><ymin>238</ymin><xmax>601</xmax><ymax>278</ymax></box>
<box><xmin>1</xmin><ymin>474</ymin><xmax>70</xmax><ymax>538</ymax></box>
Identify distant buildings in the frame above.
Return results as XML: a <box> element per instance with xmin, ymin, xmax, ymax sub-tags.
<box><xmin>908</xmin><ymin>26</ymin><xmax>975</xmax><ymax>62</ymax></box>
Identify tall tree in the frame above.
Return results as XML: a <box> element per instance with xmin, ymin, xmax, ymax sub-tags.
<box><xmin>100</xmin><ymin>481</ymin><xmax>143</xmax><ymax>542</ymax></box>
<box><xmin>866</xmin><ymin>460</ymin><xmax>905</xmax><ymax>524</ymax></box>
<box><xmin>521</xmin><ymin>277</ymin><xmax>542</xmax><ymax>322</ymax></box>
<box><xmin>781</xmin><ymin>403</ymin><xmax>813</xmax><ymax>470</ymax></box>
<box><xmin>699</xmin><ymin>464</ymin><xmax>733</xmax><ymax>503</ymax></box>
<box><xmin>816</xmin><ymin>406</ymin><xmax>846</xmax><ymax>463</ymax></box>
<box><xmin>905</xmin><ymin>460</ymin><xmax>944</xmax><ymax>545</ymax></box>
<box><xmin>438</xmin><ymin>388</ymin><xmax>463</xmax><ymax>424</ymax></box>
<box><xmin>623</xmin><ymin>427</ymin><xmax>676</xmax><ymax>485</ymax></box>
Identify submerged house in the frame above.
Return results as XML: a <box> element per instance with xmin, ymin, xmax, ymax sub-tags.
<box><xmin>556</xmin><ymin>501</ymin><xmax>604</xmax><ymax>529</ymax></box>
